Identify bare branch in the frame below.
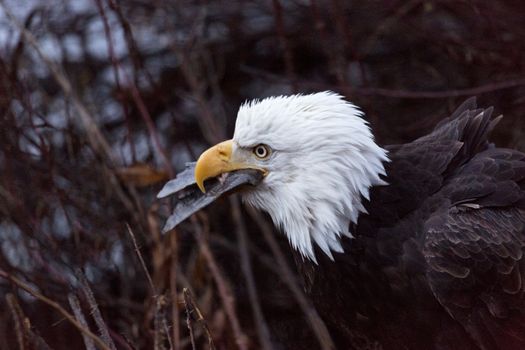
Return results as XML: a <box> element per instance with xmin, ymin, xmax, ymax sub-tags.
<box><xmin>6</xmin><ymin>294</ymin><xmax>27</xmax><ymax>350</ymax></box>
<box><xmin>0</xmin><ymin>270</ymin><xmax>112</xmax><ymax>350</ymax></box>
<box><xmin>6</xmin><ymin>294</ymin><xmax>53</xmax><ymax>350</ymax></box>
<box><xmin>126</xmin><ymin>224</ymin><xmax>157</xmax><ymax>295</ymax></box>
<box><xmin>230</xmin><ymin>196</ymin><xmax>273</xmax><ymax>350</ymax></box>
<box><xmin>75</xmin><ymin>270</ymin><xmax>117</xmax><ymax>350</ymax></box>
<box><xmin>191</xmin><ymin>216</ymin><xmax>248</xmax><ymax>350</ymax></box>
<box><xmin>183</xmin><ymin>288</ymin><xmax>215</xmax><ymax>350</ymax></box>
<box><xmin>271</xmin><ymin>0</ymin><xmax>296</xmax><ymax>90</ymax></box>
<box><xmin>0</xmin><ymin>1</ymin><xmax>116</xmax><ymax>164</ymax></box>
<box><xmin>170</xmin><ymin>232</ymin><xmax>181</xmax><ymax>350</ymax></box>
<box><xmin>68</xmin><ymin>294</ymin><xmax>96</xmax><ymax>350</ymax></box>
<box><xmin>247</xmin><ymin>207</ymin><xmax>335</xmax><ymax>350</ymax></box>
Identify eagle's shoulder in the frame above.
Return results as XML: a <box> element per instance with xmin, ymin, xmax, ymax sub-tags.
<box><xmin>368</xmin><ymin>98</ymin><xmax>501</xmax><ymax>223</ymax></box>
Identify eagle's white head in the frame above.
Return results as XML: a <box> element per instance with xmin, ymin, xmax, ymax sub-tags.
<box><xmin>195</xmin><ymin>92</ymin><xmax>388</xmax><ymax>262</ymax></box>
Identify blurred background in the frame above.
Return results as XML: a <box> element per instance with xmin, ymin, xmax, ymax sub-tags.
<box><xmin>1</xmin><ymin>1</ymin><xmax>525</xmax><ymax>349</ymax></box>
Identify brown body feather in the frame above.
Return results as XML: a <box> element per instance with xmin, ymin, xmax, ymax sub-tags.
<box><xmin>295</xmin><ymin>98</ymin><xmax>525</xmax><ymax>350</ymax></box>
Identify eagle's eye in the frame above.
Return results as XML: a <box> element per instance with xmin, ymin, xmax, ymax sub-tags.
<box><xmin>253</xmin><ymin>144</ymin><xmax>271</xmax><ymax>159</ymax></box>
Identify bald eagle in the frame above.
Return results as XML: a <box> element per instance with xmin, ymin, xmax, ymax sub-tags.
<box><xmin>159</xmin><ymin>92</ymin><xmax>525</xmax><ymax>350</ymax></box>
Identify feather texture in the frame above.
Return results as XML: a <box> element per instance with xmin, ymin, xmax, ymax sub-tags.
<box><xmin>234</xmin><ymin>92</ymin><xmax>389</xmax><ymax>260</ymax></box>
<box><xmin>230</xmin><ymin>94</ymin><xmax>525</xmax><ymax>349</ymax></box>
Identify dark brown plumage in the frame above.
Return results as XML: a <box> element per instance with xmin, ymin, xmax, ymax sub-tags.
<box><xmin>295</xmin><ymin>98</ymin><xmax>525</xmax><ymax>349</ymax></box>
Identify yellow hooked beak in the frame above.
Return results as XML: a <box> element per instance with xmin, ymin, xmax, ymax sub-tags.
<box><xmin>194</xmin><ymin>139</ymin><xmax>264</xmax><ymax>193</ymax></box>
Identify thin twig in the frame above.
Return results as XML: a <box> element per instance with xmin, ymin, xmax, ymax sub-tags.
<box><xmin>241</xmin><ymin>65</ymin><xmax>525</xmax><ymax>99</ymax></box>
<box><xmin>154</xmin><ymin>296</ymin><xmax>169</xmax><ymax>350</ymax></box>
<box><xmin>68</xmin><ymin>294</ymin><xmax>96</xmax><ymax>350</ymax></box>
<box><xmin>350</xmin><ymin>79</ymin><xmax>525</xmax><ymax>98</ymax></box>
<box><xmin>183</xmin><ymin>288</ymin><xmax>215</xmax><ymax>350</ymax></box>
<box><xmin>0</xmin><ymin>270</ymin><xmax>112</xmax><ymax>350</ymax></box>
<box><xmin>75</xmin><ymin>270</ymin><xmax>117</xmax><ymax>350</ymax></box>
<box><xmin>107</xmin><ymin>329</ymin><xmax>137</xmax><ymax>350</ymax></box>
<box><xmin>126</xmin><ymin>224</ymin><xmax>172</xmax><ymax>350</ymax></box>
<box><xmin>191</xmin><ymin>216</ymin><xmax>248</xmax><ymax>350</ymax></box>
<box><xmin>126</xmin><ymin>223</ymin><xmax>157</xmax><ymax>295</ymax></box>
<box><xmin>0</xmin><ymin>1</ymin><xmax>115</xmax><ymax>164</ymax></box>
<box><xmin>6</xmin><ymin>294</ymin><xmax>27</xmax><ymax>350</ymax></box>
<box><xmin>230</xmin><ymin>196</ymin><xmax>273</xmax><ymax>350</ymax></box>
<box><xmin>6</xmin><ymin>293</ymin><xmax>53</xmax><ymax>350</ymax></box>
<box><xmin>271</xmin><ymin>0</ymin><xmax>296</xmax><ymax>90</ymax></box>
<box><xmin>170</xmin><ymin>232</ymin><xmax>181</xmax><ymax>350</ymax></box>
<box><xmin>169</xmin><ymin>5</ymin><xmax>227</xmax><ymax>145</ymax></box>
<box><xmin>183</xmin><ymin>289</ymin><xmax>197</xmax><ymax>350</ymax></box>
<box><xmin>95</xmin><ymin>0</ymin><xmax>174</xmax><ymax>177</ymax></box>
<box><xmin>247</xmin><ymin>207</ymin><xmax>335</xmax><ymax>350</ymax></box>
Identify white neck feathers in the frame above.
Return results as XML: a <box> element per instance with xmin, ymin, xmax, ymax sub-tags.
<box><xmin>235</xmin><ymin>92</ymin><xmax>389</xmax><ymax>262</ymax></box>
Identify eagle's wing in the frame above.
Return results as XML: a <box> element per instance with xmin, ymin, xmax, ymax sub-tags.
<box><xmin>423</xmin><ymin>147</ymin><xmax>525</xmax><ymax>350</ymax></box>
<box><xmin>378</xmin><ymin>98</ymin><xmax>502</xmax><ymax>222</ymax></box>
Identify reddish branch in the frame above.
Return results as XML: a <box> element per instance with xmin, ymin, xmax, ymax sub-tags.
<box><xmin>170</xmin><ymin>232</ymin><xmax>181</xmax><ymax>350</ymax></box>
<box><xmin>95</xmin><ymin>0</ymin><xmax>174</xmax><ymax>178</ymax></box>
<box><xmin>191</xmin><ymin>216</ymin><xmax>248</xmax><ymax>350</ymax></box>
<box><xmin>0</xmin><ymin>270</ymin><xmax>112</xmax><ymax>350</ymax></box>
<box><xmin>241</xmin><ymin>65</ymin><xmax>525</xmax><ymax>99</ymax></box>
<box><xmin>183</xmin><ymin>288</ymin><xmax>215</xmax><ymax>350</ymax></box>
<box><xmin>247</xmin><ymin>207</ymin><xmax>336</xmax><ymax>350</ymax></box>
<box><xmin>0</xmin><ymin>2</ymin><xmax>115</xmax><ymax>165</ymax></box>
<box><xmin>230</xmin><ymin>196</ymin><xmax>273</xmax><ymax>350</ymax></box>
<box><xmin>271</xmin><ymin>0</ymin><xmax>296</xmax><ymax>90</ymax></box>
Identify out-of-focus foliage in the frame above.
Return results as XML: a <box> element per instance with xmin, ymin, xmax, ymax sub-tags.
<box><xmin>0</xmin><ymin>0</ymin><xmax>524</xmax><ymax>349</ymax></box>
